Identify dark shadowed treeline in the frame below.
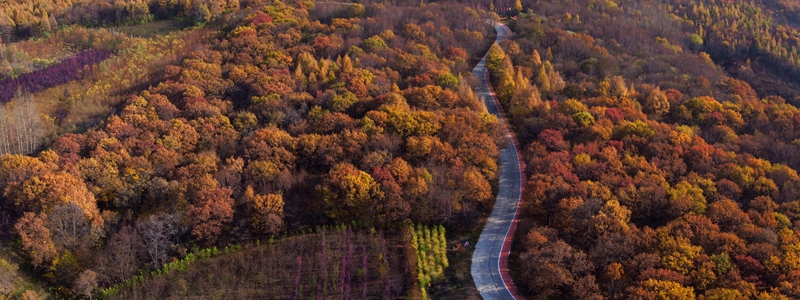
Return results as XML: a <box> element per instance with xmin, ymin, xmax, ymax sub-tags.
<box><xmin>0</xmin><ymin>49</ymin><xmax>111</xmax><ymax>103</ymax></box>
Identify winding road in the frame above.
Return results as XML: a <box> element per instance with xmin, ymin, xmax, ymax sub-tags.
<box><xmin>470</xmin><ymin>22</ymin><xmax>525</xmax><ymax>300</ymax></box>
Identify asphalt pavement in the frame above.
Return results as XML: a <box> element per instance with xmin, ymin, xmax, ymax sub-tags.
<box><xmin>469</xmin><ymin>21</ymin><xmax>524</xmax><ymax>300</ymax></box>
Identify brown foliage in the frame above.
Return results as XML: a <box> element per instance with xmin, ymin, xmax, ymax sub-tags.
<box><xmin>14</xmin><ymin>212</ymin><xmax>56</xmax><ymax>267</ymax></box>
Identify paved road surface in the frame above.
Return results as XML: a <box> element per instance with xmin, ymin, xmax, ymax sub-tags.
<box><xmin>470</xmin><ymin>22</ymin><xmax>524</xmax><ymax>300</ymax></box>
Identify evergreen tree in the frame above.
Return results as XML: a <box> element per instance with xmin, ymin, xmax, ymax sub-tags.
<box><xmin>644</xmin><ymin>87</ymin><xmax>670</xmax><ymax>116</ymax></box>
<box><xmin>0</xmin><ymin>59</ymin><xmax>11</xmax><ymax>78</ymax></box>
<box><xmin>536</xmin><ymin>63</ymin><xmax>550</xmax><ymax>92</ymax></box>
<box><xmin>514</xmin><ymin>67</ymin><xmax>530</xmax><ymax>91</ymax></box>
<box><xmin>497</xmin><ymin>68</ymin><xmax>516</xmax><ymax>103</ymax></box>
<box><xmin>598</xmin><ymin>77</ymin><xmax>611</xmax><ymax>97</ymax></box>
<box><xmin>546</xmin><ymin>62</ymin><xmax>565</xmax><ymax>92</ymax></box>
<box><xmin>509</xmin><ymin>85</ymin><xmax>541</xmax><ymax>120</ymax></box>
<box><xmin>531</xmin><ymin>49</ymin><xmax>542</xmax><ymax>68</ymax></box>
<box><xmin>485</xmin><ymin>43</ymin><xmax>505</xmax><ymax>73</ymax></box>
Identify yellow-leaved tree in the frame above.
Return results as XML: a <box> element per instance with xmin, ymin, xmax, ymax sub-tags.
<box><xmin>485</xmin><ymin>43</ymin><xmax>505</xmax><ymax>73</ymax></box>
<box><xmin>320</xmin><ymin>163</ymin><xmax>384</xmax><ymax>222</ymax></box>
<box><xmin>245</xmin><ymin>186</ymin><xmax>284</xmax><ymax>236</ymax></box>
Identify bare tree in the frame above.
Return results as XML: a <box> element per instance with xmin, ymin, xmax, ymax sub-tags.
<box><xmin>0</xmin><ymin>90</ymin><xmax>44</xmax><ymax>155</ymax></box>
<box><xmin>12</xmin><ymin>97</ymin><xmax>25</xmax><ymax>154</ymax></box>
<box><xmin>137</xmin><ymin>213</ymin><xmax>180</xmax><ymax>270</ymax></box>
<box><xmin>73</xmin><ymin>269</ymin><xmax>98</xmax><ymax>299</ymax></box>
<box><xmin>94</xmin><ymin>226</ymin><xmax>143</xmax><ymax>285</ymax></box>
<box><xmin>19</xmin><ymin>90</ymin><xmax>43</xmax><ymax>154</ymax></box>
<box><xmin>0</xmin><ymin>102</ymin><xmax>11</xmax><ymax>154</ymax></box>
<box><xmin>48</xmin><ymin>202</ymin><xmax>91</xmax><ymax>251</ymax></box>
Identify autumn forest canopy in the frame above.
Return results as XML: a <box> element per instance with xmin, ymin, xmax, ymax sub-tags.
<box><xmin>2</xmin><ymin>0</ymin><xmax>800</xmax><ymax>298</ymax></box>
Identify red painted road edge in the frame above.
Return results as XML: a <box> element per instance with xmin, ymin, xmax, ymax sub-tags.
<box><xmin>483</xmin><ymin>22</ymin><xmax>526</xmax><ymax>298</ymax></box>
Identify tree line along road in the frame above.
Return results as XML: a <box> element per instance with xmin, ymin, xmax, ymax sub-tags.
<box><xmin>470</xmin><ymin>21</ymin><xmax>525</xmax><ymax>300</ymax></box>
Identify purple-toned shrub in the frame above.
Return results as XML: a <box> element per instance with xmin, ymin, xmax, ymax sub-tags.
<box><xmin>0</xmin><ymin>49</ymin><xmax>111</xmax><ymax>103</ymax></box>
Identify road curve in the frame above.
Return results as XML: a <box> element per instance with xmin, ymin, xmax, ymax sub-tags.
<box><xmin>470</xmin><ymin>22</ymin><xmax>525</xmax><ymax>300</ymax></box>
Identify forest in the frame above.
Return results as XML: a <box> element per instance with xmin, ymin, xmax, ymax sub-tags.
<box><xmin>0</xmin><ymin>0</ymin><xmax>499</xmax><ymax>298</ymax></box>
<box><xmin>489</xmin><ymin>0</ymin><xmax>800</xmax><ymax>299</ymax></box>
<box><xmin>2</xmin><ymin>0</ymin><xmax>800</xmax><ymax>298</ymax></box>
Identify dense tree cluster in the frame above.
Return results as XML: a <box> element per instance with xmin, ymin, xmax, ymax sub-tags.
<box><xmin>671</xmin><ymin>0</ymin><xmax>800</xmax><ymax>92</ymax></box>
<box><xmin>0</xmin><ymin>0</ymin><xmax>500</xmax><ymax>297</ymax></box>
<box><xmin>8</xmin><ymin>0</ymin><xmax>800</xmax><ymax>297</ymax></box>
<box><xmin>0</xmin><ymin>0</ymin><xmax>240</xmax><ymax>41</ymax></box>
<box><xmin>0</xmin><ymin>0</ymin><xmax>148</xmax><ymax>40</ymax></box>
<box><xmin>498</xmin><ymin>1</ymin><xmax>800</xmax><ymax>298</ymax></box>
<box><xmin>524</xmin><ymin>0</ymin><xmax>800</xmax><ymax>103</ymax></box>
<box><xmin>411</xmin><ymin>224</ymin><xmax>449</xmax><ymax>299</ymax></box>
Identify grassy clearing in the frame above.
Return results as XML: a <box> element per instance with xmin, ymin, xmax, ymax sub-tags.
<box><xmin>108</xmin><ymin>20</ymin><xmax>187</xmax><ymax>38</ymax></box>
<box><xmin>8</xmin><ymin>39</ymin><xmax>76</xmax><ymax>63</ymax></box>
